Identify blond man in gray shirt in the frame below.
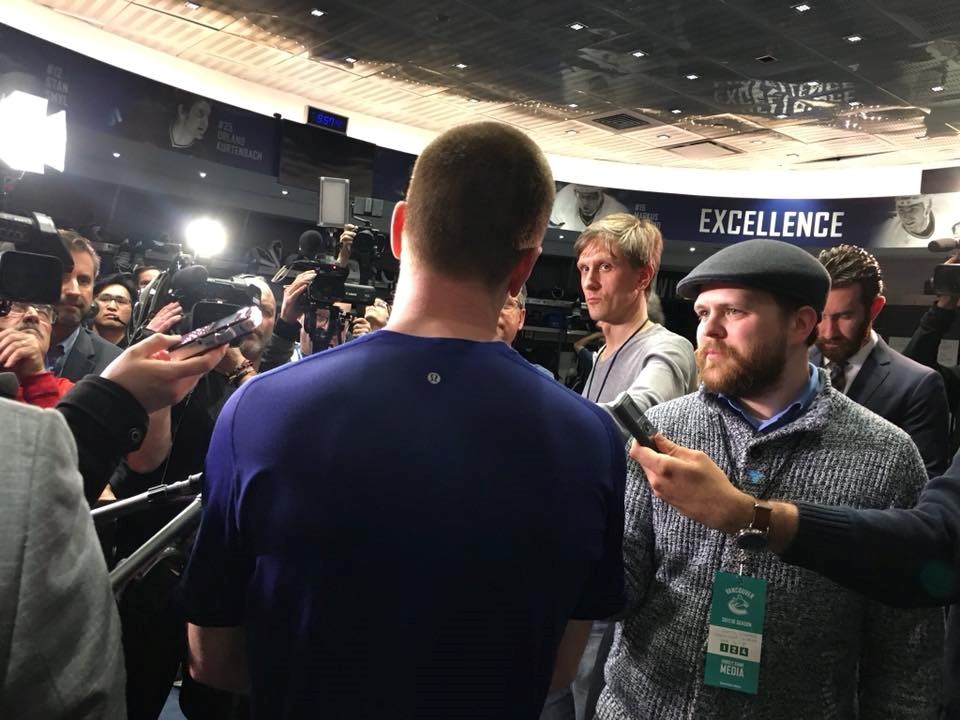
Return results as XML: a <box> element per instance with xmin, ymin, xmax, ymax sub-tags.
<box><xmin>542</xmin><ymin>214</ymin><xmax>695</xmax><ymax>720</ymax></box>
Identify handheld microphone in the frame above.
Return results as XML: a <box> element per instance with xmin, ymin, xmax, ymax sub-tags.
<box><xmin>928</xmin><ymin>238</ymin><xmax>960</xmax><ymax>253</ymax></box>
<box><xmin>0</xmin><ymin>372</ymin><xmax>20</xmax><ymax>399</ymax></box>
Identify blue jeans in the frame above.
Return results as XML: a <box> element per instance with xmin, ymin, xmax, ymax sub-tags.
<box><xmin>540</xmin><ymin>621</ymin><xmax>609</xmax><ymax>720</ymax></box>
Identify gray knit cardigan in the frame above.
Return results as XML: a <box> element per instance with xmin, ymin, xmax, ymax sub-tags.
<box><xmin>598</xmin><ymin>371</ymin><xmax>944</xmax><ymax>720</ymax></box>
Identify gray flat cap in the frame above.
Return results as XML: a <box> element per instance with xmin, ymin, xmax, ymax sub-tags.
<box><xmin>676</xmin><ymin>239</ymin><xmax>831</xmax><ymax>314</ymax></box>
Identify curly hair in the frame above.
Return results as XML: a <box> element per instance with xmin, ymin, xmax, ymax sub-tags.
<box><xmin>817</xmin><ymin>244</ymin><xmax>884</xmax><ymax>306</ymax></box>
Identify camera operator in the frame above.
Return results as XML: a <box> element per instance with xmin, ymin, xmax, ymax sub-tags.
<box><xmin>260</xmin><ymin>227</ymin><xmax>370</xmax><ymax>370</ymax></box>
<box><xmin>904</xmin><ymin>253</ymin><xmax>960</xmax><ymax>454</ymax></box>
<box><xmin>350</xmin><ymin>296</ymin><xmax>390</xmax><ymax>337</ymax></box>
<box><xmin>109</xmin><ymin>275</ymin><xmax>275</xmax><ymax>720</ymax></box>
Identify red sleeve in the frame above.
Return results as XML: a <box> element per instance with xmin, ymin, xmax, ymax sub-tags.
<box><xmin>16</xmin><ymin>372</ymin><xmax>75</xmax><ymax>409</ymax></box>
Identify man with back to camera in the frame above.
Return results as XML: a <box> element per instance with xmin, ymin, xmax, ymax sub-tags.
<box><xmin>814</xmin><ymin>244</ymin><xmax>949</xmax><ymax>476</ymax></box>
<box><xmin>48</xmin><ymin>229</ymin><xmax>122</xmax><ymax>381</ymax></box>
<box><xmin>181</xmin><ymin>122</ymin><xmax>627</xmax><ymax>719</ymax></box>
<box><xmin>595</xmin><ymin>238</ymin><xmax>942</xmax><ymax>720</ymax></box>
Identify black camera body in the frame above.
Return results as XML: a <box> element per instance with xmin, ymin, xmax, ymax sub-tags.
<box><xmin>133</xmin><ymin>264</ymin><xmax>262</xmax><ymax>336</ymax></box>
<box><xmin>0</xmin><ymin>211</ymin><xmax>71</xmax><ymax>311</ymax></box>
<box><xmin>927</xmin><ymin>265</ymin><xmax>960</xmax><ymax>296</ymax></box>
<box><xmin>297</xmin><ymin>261</ymin><xmax>377</xmax><ymax>308</ymax></box>
<box><xmin>350</xmin><ymin>219</ymin><xmax>394</xmax><ymax>285</ymax></box>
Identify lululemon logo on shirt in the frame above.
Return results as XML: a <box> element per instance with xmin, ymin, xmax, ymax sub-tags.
<box><xmin>427</xmin><ymin>372</ymin><xmax>441</xmax><ymax>385</ymax></box>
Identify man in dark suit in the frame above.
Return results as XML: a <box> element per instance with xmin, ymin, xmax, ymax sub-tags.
<box><xmin>815</xmin><ymin>244</ymin><xmax>950</xmax><ymax>477</ymax></box>
<box><xmin>47</xmin><ymin>230</ymin><xmax>121</xmax><ymax>382</ymax></box>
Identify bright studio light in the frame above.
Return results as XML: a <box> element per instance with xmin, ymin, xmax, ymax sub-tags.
<box><xmin>0</xmin><ymin>91</ymin><xmax>66</xmax><ymax>174</ymax></box>
<box><xmin>185</xmin><ymin>217</ymin><xmax>227</xmax><ymax>257</ymax></box>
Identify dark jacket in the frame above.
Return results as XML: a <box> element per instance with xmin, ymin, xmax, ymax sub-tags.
<box><xmin>59</xmin><ymin>327</ymin><xmax>123</xmax><ymax>382</ymax></box>
<box><xmin>783</xmin><ymin>451</ymin><xmax>960</xmax><ymax>717</ymax></box>
<box><xmin>814</xmin><ymin>337</ymin><xmax>951</xmax><ymax>477</ymax></box>
<box><xmin>904</xmin><ymin>304</ymin><xmax>960</xmax><ymax>454</ymax></box>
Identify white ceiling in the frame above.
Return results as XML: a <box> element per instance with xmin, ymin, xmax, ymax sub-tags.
<box><xmin>15</xmin><ymin>0</ymin><xmax>960</xmax><ymax>173</ymax></box>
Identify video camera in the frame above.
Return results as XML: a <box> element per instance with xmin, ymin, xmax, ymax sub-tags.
<box><xmin>271</xmin><ymin>225</ymin><xmax>380</xmax><ymax>311</ymax></box>
<box><xmin>132</xmin><ymin>263</ymin><xmax>262</xmax><ymax>336</ymax></box>
<box><xmin>270</xmin><ymin>221</ymin><xmax>398</xmax><ymax>352</ymax></box>
<box><xmin>923</xmin><ymin>222</ymin><xmax>960</xmax><ymax>295</ymax></box>
<box><xmin>0</xmin><ymin>211</ymin><xmax>71</xmax><ymax>312</ymax></box>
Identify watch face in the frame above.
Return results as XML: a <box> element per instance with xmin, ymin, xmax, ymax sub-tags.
<box><xmin>736</xmin><ymin>528</ymin><xmax>769</xmax><ymax>551</ymax></box>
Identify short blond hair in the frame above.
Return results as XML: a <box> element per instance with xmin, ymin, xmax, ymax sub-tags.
<box><xmin>574</xmin><ymin>213</ymin><xmax>663</xmax><ymax>295</ymax></box>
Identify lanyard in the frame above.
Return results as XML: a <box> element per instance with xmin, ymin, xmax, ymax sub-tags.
<box><xmin>585</xmin><ymin>319</ymin><xmax>651</xmax><ymax>403</ymax></box>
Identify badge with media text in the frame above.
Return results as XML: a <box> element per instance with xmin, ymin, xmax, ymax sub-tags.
<box><xmin>704</xmin><ymin>571</ymin><xmax>767</xmax><ymax>694</ymax></box>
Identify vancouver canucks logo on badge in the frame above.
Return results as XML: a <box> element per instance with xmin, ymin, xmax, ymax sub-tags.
<box><xmin>728</xmin><ymin>595</ymin><xmax>750</xmax><ymax>616</ymax></box>
<box><xmin>725</xmin><ymin>585</ymin><xmax>756</xmax><ymax>617</ymax></box>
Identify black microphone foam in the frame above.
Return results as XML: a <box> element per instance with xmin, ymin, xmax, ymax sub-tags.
<box><xmin>299</xmin><ymin>229</ymin><xmax>325</xmax><ymax>256</ymax></box>
<box><xmin>171</xmin><ymin>264</ymin><xmax>209</xmax><ymax>293</ymax></box>
<box><xmin>0</xmin><ymin>372</ymin><xmax>20</xmax><ymax>400</ymax></box>
<box><xmin>928</xmin><ymin>238</ymin><xmax>960</xmax><ymax>252</ymax></box>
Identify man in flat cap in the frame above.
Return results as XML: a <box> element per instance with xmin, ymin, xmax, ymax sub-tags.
<box><xmin>595</xmin><ymin>239</ymin><xmax>942</xmax><ymax>720</ymax></box>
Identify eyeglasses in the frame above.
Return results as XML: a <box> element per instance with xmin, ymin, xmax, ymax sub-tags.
<box><xmin>96</xmin><ymin>293</ymin><xmax>132</xmax><ymax>306</ymax></box>
<box><xmin>3</xmin><ymin>301</ymin><xmax>58</xmax><ymax>323</ymax></box>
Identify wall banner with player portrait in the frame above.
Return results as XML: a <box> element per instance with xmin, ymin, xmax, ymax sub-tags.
<box><xmin>1</xmin><ymin>23</ymin><xmax>276</xmax><ymax>175</ymax></box>
<box><xmin>549</xmin><ymin>181</ymin><xmax>960</xmax><ymax>250</ymax></box>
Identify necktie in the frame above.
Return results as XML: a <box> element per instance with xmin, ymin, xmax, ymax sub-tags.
<box><xmin>829</xmin><ymin>361</ymin><xmax>849</xmax><ymax>394</ymax></box>
<box><xmin>47</xmin><ymin>344</ymin><xmax>66</xmax><ymax>376</ymax></box>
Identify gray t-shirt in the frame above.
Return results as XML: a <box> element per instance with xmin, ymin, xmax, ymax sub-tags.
<box><xmin>581</xmin><ymin>323</ymin><xmax>697</xmax><ymax>440</ymax></box>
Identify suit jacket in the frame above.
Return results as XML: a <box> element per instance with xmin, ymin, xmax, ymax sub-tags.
<box><xmin>0</xmin><ymin>398</ymin><xmax>125</xmax><ymax>718</ymax></box>
<box><xmin>59</xmin><ymin>327</ymin><xmax>122</xmax><ymax>383</ymax></box>
<box><xmin>815</xmin><ymin>338</ymin><xmax>950</xmax><ymax>477</ymax></box>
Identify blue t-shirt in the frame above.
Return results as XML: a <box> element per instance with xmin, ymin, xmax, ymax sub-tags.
<box><xmin>182</xmin><ymin>330</ymin><xmax>626</xmax><ymax>719</ymax></box>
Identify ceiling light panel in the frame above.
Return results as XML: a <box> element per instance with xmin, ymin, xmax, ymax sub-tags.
<box><xmin>105</xmin><ymin>4</ymin><xmax>218</xmax><ymax>53</ymax></box>
<box><xmin>33</xmin><ymin>0</ymin><xmax>128</xmax><ymax>25</ymax></box>
<box><xmin>182</xmin><ymin>29</ymin><xmax>299</xmax><ymax>68</ymax></box>
<box><xmin>141</xmin><ymin>0</ymin><xmax>236</xmax><ymax>29</ymax></box>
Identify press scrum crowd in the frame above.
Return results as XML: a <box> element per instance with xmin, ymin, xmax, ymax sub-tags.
<box><xmin>3</xmin><ymin>122</ymin><xmax>960</xmax><ymax>720</ymax></box>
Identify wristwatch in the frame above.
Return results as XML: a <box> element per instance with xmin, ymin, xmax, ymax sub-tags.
<box><xmin>735</xmin><ymin>500</ymin><xmax>773</xmax><ymax>551</ymax></box>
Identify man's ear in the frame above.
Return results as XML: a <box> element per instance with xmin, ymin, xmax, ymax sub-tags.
<box><xmin>507</xmin><ymin>245</ymin><xmax>542</xmax><ymax>297</ymax></box>
<box><xmin>795</xmin><ymin>306</ymin><xmax>819</xmax><ymax>344</ymax></box>
<box><xmin>868</xmin><ymin>294</ymin><xmax>886</xmax><ymax>324</ymax></box>
<box><xmin>390</xmin><ymin>201</ymin><xmax>406</xmax><ymax>260</ymax></box>
<box><xmin>635</xmin><ymin>264</ymin><xmax>654</xmax><ymax>295</ymax></box>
